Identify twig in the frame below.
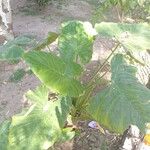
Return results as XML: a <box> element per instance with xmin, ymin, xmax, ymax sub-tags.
<box><xmin>126</xmin><ymin>51</ymin><xmax>145</xmax><ymax>66</ymax></box>
<box><xmin>115</xmin><ymin>38</ymin><xmax>145</xmax><ymax>66</ymax></box>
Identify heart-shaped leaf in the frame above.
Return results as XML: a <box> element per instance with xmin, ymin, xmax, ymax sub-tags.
<box><xmin>2</xmin><ymin>86</ymin><xmax>74</xmax><ymax>149</ymax></box>
<box><xmin>0</xmin><ymin>35</ymin><xmax>35</xmax><ymax>61</ymax></box>
<box><xmin>23</xmin><ymin>51</ymin><xmax>84</xmax><ymax>96</ymax></box>
<box><xmin>0</xmin><ymin>45</ymin><xmax>24</xmax><ymax>61</ymax></box>
<box><xmin>58</xmin><ymin>21</ymin><xmax>96</xmax><ymax>64</ymax></box>
<box><xmin>88</xmin><ymin>54</ymin><xmax>150</xmax><ymax>133</ymax></box>
<box><xmin>95</xmin><ymin>22</ymin><xmax>150</xmax><ymax>51</ymax></box>
<box><xmin>12</xmin><ymin>36</ymin><xmax>35</xmax><ymax>46</ymax></box>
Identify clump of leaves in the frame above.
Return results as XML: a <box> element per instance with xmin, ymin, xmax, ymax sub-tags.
<box><xmin>91</xmin><ymin>0</ymin><xmax>150</xmax><ymax>23</ymax></box>
<box><xmin>0</xmin><ymin>20</ymin><xmax>150</xmax><ymax>149</ymax></box>
<box><xmin>35</xmin><ymin>0</ymin><xmax>50</xmax><ymax>6</ymax></box>
<box><xmin>9</xmin><ymin>69</ymin><xmax>26</xmax><ymax>83</ymax></box>
<box><xmin>0</xmin><ymin>35</ymin><xmax>35</xmax><ymax>61</ymax></box>
<box><xmin>35</xmin><ymin>0</ymin><xmax>67</xmax><ymax>6</ymax></box>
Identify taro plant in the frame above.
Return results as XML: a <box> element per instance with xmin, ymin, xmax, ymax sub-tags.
<box><xmin>0</xmin><ymin>21</ymin><xmax>150</xmax><ymax>149</ymax></box>
<box><xmin>0</xmin><ymin>33</ymin><xmax>58</xmax><ymax>83</ymax></box>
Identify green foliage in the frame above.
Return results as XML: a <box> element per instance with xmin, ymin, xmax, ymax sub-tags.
<box><xmin>33</xmin><ymin>32</ymin><xmax>58</xmax><ymax>51</ymax></box>
<box><xmin>0</xmin><ymin>86</ymin><xmax>74</xmax><ymax>149</ymax></box>
<box><xmin>23</xmin><ymin>51</ymin><xmax>84</xmax><ymax>97</ymax></box>
<box><xmin>131</xmin><ymin>0</ymin><xmax>150</xmax><ymax>21</ymax></box>
<box><xmin>35</xmin><ymin>0</ymin><xmax>67</xmax><ymax>6</ymax></box>
<box><xmin>0</xmin><ymin>21</ymin><xmax>150</xmax><ymax>149</ymax></box>
<box><xmin>5</xmin><ymin>36</ymin><xmax>35</xmax><ymax>47</ymax></box>
<box><xmin>58</xmin><ymin>21</ymin><xmax>96</xmax><ymax>64</ymax></box>
<box><xmin>9</xmin><ymin>69</ymin><xmax>26</xmax><ymax>83</ymax></box>
<box><xmin>0</xmin><ymin>33</ymin><xmax>57</xmax><ymax>61</ymax></box>
<box><xmin>0</xmin><ymin>45</ymin><xmax>24</xmax><ymax>61</ymax></box>
<box><xmin>11</xmin><ymin>36</ymin><xmax>35</xmax><ymax>47</ymax></box>
<box><xmin>35</xmin><ymin>0</ymin><xmax>50</xmax><ymax>6</ymax></box>
<box><xmin>88</xmin><ymin>54</ymin><xmax>150</xmax><ymax>133</ymax></box>
<box><xmin>0</xmin><ymin>36</ymin><xmax>35</xmax><ymax>61</ymax></box>
<box><xmin>0</xmin><ymin>120</ymin><xmax>11</xmax><ymax>150</ymax></box>
<box><xmin>91</xmin><ymin>0</ymin><xmax>150</xmax><ymax>22</ymax></box>
<box><xmin>95</xmin><ymin>22</ymin><xmax>150</xmax><ymax>51</ymax></box>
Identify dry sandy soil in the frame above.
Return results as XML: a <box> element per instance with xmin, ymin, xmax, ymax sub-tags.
<box><xmin>0</xmin><ymin>0</ymin><xmax>116</xmax><ymax>149</ymax></box>
<box><xmin>11</xmin><ymin>0</ymin><xmax>93</xmax><ymax>39</ymax></box>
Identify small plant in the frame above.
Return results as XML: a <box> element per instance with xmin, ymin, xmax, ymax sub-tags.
<box><xmin>9</xmin><ymin>69</ymin><xmax>26</xmax><ymax>83</ymax></box>
<box><xmin>91</xmin><ymin>0</ymin><xmax>150</xmax><ymax>23</ymax></box>
<box><xmin>35</xmin><ymin>0</ymin><xmax>67</xmax><ymax>6</ymax></box>
<box><xmin>35</xmin><ymin>0</ymin><xmax>50</xmax><ymax>6</ymax></box>
<box><xmin>0</xmin><ymin>21</ymin><xmax>150</xmax><ymax>149</ymax></box>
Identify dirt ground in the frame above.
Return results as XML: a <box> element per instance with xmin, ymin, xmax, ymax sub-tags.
<box><xmin>0</xmin><ymin>0</ymin><xmax>116</xmax><ymax>149</ymax></box>
<box><xmin>11</xmin><ymin>0</ymin><xmax>93</xmax><ymax>39</ymax></box>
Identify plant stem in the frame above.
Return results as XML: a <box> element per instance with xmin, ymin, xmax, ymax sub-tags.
<box><xmin>75</xmin><ymin>54</ymin><xmax>78</xmax><ymax>64</ymax></box>
<box><xmin>78</xmin><ymin>85</ymin><xmax>94</xmax><ymax>106</ymax></box>
<box><xmin>47</xmin><ymin>45</ymin><xmax>51</xmax><ymax>52</ymax></box>
<box><xmin>87</xmin><ymin>42</ymin><xmax>120</xmax><ymax>87</ymax></box>
<box><xmin>75</xmin><ymin>69</ymin><xmax>110</xmax><ymax>116</ymax></box>
<box><xmin>126</xmin><ymin>51</ymin><xmax>145</xmax><ymax>66</ymax></box>
<box><xmin>117</xmin><ymin>40</ymin><xmax>145</xmax><ymax>66</ymax></box>
<box><xmin>118</xmin><ymin>0</ymin><xmax>124</xmax><ymax>22</ymax></box>
<box><xmin>121</xmin><ymin>11</ymin><xmax>124</xmax><ymax>23</ymax></box>
<box><xmin>116</xmin><ymin>6</ymin><xmax>121</xmax><ymax>22</ymax></box>
<box><xmin>95</xmin><ymin>69</ymin><xmax>109</xmax><ymax>83</ymax></box>
<box><xmin>74</xmin><ymin>43</ymin><xmax>120</xmax><ymax>117</ymax></box>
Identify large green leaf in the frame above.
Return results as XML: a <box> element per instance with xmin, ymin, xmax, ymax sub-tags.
<box><xmin>0</xmin><ymin>45</ymin><xmax>24</xmax><ymax>61</ymax></box>
<box><xmin>3</xmin><ymin>35</ymin><xmax>35</xmax><ymax>48</ymax></box>
<box><xmin>6</xmin><ymin>86</ymin><xmax>74</xmax><ymax>149</ymax></box>
<box><xmin>0</xmin><ymin>35</ymin><xmax>35</xmax><ymax>61</ymax></box>
<box><xmin>58</xmin><ymin>21</ymin><xmax>96</xmax><ymax>64</ymax></box>
<box><xmin>0</xmin><ymin>120</ymin><xmax>11</xmax><ymax>150</ymax></box>
<box><xmin>95</xmin><ymin>22</ymin><xmax>150</xmax><ymax>51</ymax></box>
<box><xmin>12</xmin><ymin>36</ymin><xmax>35</xmax><ymax>47</ymax></box>
<box><xmin>88</xmin><ymin>54</ymin><xmax>150</xmax><ymax>133</ymax></box>
<box><xmin>23</xmin><ymin>51</ymin><xmax>84</xmax><ymax>96</ymax></box>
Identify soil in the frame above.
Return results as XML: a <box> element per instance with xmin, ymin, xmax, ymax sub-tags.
<box><xmin>11</xmin><ymin>0</ymin><xmax>93</xmax><ymax>39</ymax></box>
<box><xmin>0</xmin><ymin>0</ymin><xmax>117</xmax><ymax>149</ymax></box>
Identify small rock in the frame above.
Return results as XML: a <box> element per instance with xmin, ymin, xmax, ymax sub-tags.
<box><xmin>128</xmin><ymin>125</ymin><xmax>140</xmax><ymax>138</ymax></box>
<box><xmin>88</xmin><ymin>121</ymin><xmax>97</xmax><ymax>129</ymax></box>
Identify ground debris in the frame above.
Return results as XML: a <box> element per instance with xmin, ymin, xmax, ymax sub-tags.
<box><xmin>118</xmin><ymin>125</ymin><xmax>150</xmax><ymax>150</ymax></box>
